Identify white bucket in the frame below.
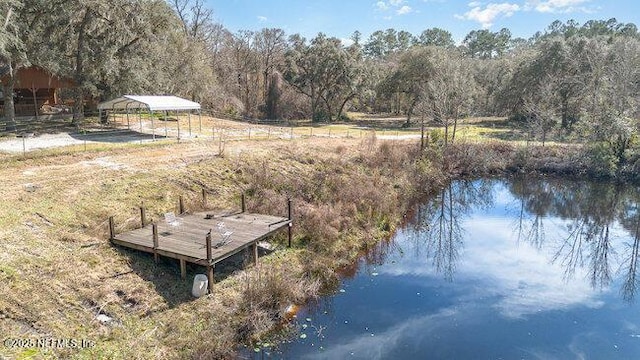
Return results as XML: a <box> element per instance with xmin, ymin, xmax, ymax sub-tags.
<box><xmin>192</xmin><ymin>274</ymin><xmax>209</xmax><ymax>298</ymax></box>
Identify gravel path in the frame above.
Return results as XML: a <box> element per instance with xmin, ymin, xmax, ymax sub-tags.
<box><xmin>0</xmin><ymin>131</ymin><xmax>162</xmax><ymax>153</ymax></box>
<box><xmin>0</xmin><ymin>125</ymin><xmax>420</xmax><ymax>154</ymax></box>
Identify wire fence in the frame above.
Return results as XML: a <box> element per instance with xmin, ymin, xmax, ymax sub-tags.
<box><xmin>0</xmin><ymin>109</ymin><xmax>422</xmax><ymax>155</ymax></box>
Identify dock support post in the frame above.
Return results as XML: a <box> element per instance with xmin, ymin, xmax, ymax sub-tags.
<box><xmin>108</xmin><ymin>216</ymin><xmax>115</xmax><ymax>242</ymax></box>
<box><xmin>179</xmin><ymin>196</ymin><xmax>185</xmax><ymax>214</ymax></box>
<box><xmin>180</xmin><ymin>259</ymin><xmax>186</xmax><ymax>280</ymax></box>
<box><xmin>140</xmin><ymin>204</ymin><xmax>146</xmax><ymax>228</ymax></box>
<box><xmin>202</xmin><ymin>188</ymin><xmax>207</xmax><ymax>207</ymax></box>
<box><xmin>241</xmin><ymin>193</ymin><xmax>246</xmax><ymax>213</ymax></box>
<box><xmin>206</xmin><ymin>231</ymin><xmax>214</xmax><ymax>293</ymax></box>
<box><xmin>152</xmin><ymin>223</ymin><xmax>159</xmax><ymax>264</ymax></box>
<box><xmin>253</xmin><ymin>242</ymin><xmax>259</xmax><ymax>264</ymax></box>
<box><xmin>287</xmin><ymin>199</ymin><xmax>292</xmax><ymax>247</ymax></box>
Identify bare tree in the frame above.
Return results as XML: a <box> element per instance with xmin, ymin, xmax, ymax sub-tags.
<box><xmin>415</xmin><ymin>47</ymin><xmax>476</xmax><ymax>146</ymax></box>
<box><xmin>255</xmin><ymin>28</ymin><xmax>285</xmax><ymax>107</ymax></box>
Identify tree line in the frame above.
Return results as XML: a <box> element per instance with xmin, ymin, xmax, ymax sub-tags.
<box><xmin>1</xmin><ymin>1</ymin><xmax>639</xmax><ymax>150</ymax></box>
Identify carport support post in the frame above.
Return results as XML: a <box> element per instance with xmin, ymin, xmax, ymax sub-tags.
<box><xmin>198</xmin><ymin>110</ymin><xmax>202</xmax><ymax>134</ymax></box>
<box><xmin>151</xmin><ymin>110</ymin><xmax>155</xmax><ymax>141</ymax></box>
<box><xmin>164</xmin><ymin>110</ymin><xmax>168</xmax><ymax>137</ymax></box>
<box><xmin>177</xmin><ymin>112</ymin><xmax>181</xmax><ymax>142</ymax></box>
<box><xmin>206</xmin><ymin>231</ymin><xmax>214</xmax><ymax>293</ymax></box>
<box><xmin>188</xmin><ymin>112</ymin><xmax>192</xmax><ymax>137</ymax></box>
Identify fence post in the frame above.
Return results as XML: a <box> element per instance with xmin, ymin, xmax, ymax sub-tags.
<box><xmin>179</xmin><ymin>196</ymin><xmax>185</xmax><ymax>214</ymax></box>
<box><xmin>140</xmin><ymin>204</ymin><xmax>146</xmax><ymax>228</ymax></box>
<box><xmin>421</xmin><ymin>118</ymin><xmax>425</xmax><ymax>151</ymax></box>
<box><xmin>287</xmin><ymin>198</ymin><xmax>292</xmax><ymax>247</ymax></box>
<box><xmin>108</xmin><ymin>216</ymin><xmax>115</xmax><ymax>242</ymax></box>
<box><xmin>152</xmin><ymin>223</ymin><xmax>159</xmax><ymax>263</ymax></box>
<box><xmin>202</xmin><ymin>188</ymin><xmax>207</xmax><ymax>207</ymax></box>
<box><xmin>241</xmin><ymin>193</ymin><xmax>246</xmax><ymax>213</ymax></box>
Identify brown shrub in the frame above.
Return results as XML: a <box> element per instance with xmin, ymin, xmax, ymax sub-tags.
<box><xmin>235</xmin><ymin>262</ymin><xmax>320</xmax><ymax>342</ymax></box>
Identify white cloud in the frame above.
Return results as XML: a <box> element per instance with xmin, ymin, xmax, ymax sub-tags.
<box><xmin>468</xmin><ymin>1</ymin><xmax>482</xmax><ymax>6</ymax></box>
<box><xmin>397</xmin><ymin>5</ymin><xmax>412</xmax><ymax>14</ymax></box>
<box><xmin>341</xmin><ymin>38</ymin><xmax>355</xmax><ymax>47</ymax></box>
<box><xmin>257</xmin><ymin>15</ymin><xmax>267</xmax><ymax>22</ymax></box>
<box><xmin>525</xmin><ymin>0</ymin><xmax>592</xmax><ymax>13</ymax></box>
<box><xmin>384</xmin><ymin>216</ymin><xmax>607</xmax><ymax>319</ymax></box>
<box><xmin>456</xmin><ymin>2</ymin><xmax>520</xmax><ymax>29</ymax></box>
<box><xmin>375</xmin><ymin>0</ymin><xmax>412</xmax><ymax>15</ymax></box>
<box><xmin>376</xmin><ymin>1</ymin><xmax>389</xmax><ymax>10</ymax></box>
<box><xmin>302</xmin><ymin>308</ymin><xmax>459</xmax><ymax>360</ymax></box>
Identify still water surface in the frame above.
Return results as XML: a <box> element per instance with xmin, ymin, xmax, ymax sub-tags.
<box><xmin>258</xmin><ymin>177</ymin><xmax>640</xmax><ymax>359</ymax></box>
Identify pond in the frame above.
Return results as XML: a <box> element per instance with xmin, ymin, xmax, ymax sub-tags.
<box><xmin>251</xmin><ymin>177</ymin><xmax>640</xmax><ymax>359</ymax></box>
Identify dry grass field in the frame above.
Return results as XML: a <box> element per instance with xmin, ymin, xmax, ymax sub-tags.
<box><xmin>0</xmin><ymin>119</ymin><xmax>431</xmax><ymax>359</ymax></box>
<box><xmin>0</xmin><ymin>114</ymin><xmax>588</xmax><ymax>359</ymax></box>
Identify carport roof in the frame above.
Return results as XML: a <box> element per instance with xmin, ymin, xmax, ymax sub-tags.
<box><xmin>97</xmin><ymin>95</ymin><xmax>201</xmax><ymax>111</ymax></box>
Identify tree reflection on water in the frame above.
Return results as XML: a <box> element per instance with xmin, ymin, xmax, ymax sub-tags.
<box><xmin>401</xmin><ymin>176</ymin><xmax>640</xmax><ymax>302</ymax></box>
<box><xmin>403</xmin><ymin>179</ymin><xmax>494</xmax><ymax>281</ymax></box>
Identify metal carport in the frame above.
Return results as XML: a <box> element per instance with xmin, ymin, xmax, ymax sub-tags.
<box><xmin>97</xmin><ymin>95</ymin><xmax>202</xmax><ymax>140</ymax></box>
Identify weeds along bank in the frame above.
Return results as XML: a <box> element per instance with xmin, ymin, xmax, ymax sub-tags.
<box><xmin>0</xmin><ymin>137</ymin><xmax>582</xmax><ymax>359</ymax></box>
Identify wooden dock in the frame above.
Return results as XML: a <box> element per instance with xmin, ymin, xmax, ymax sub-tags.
<box><xmin>108</xmin><ymin>199</ymin><xmax>292</xmax><ymax>293</ymax></box>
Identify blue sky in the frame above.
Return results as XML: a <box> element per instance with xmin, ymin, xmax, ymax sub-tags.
<box><xmin>205</xmin><ymin>0</ymin><xmax>639</xmax><ymax>44</ymax></box>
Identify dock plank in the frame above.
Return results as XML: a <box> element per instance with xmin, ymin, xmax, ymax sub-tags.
<box><xmin>112</xmin><ymin>211</ymin><xmax>291</xmax><ymax>269</ymax></box>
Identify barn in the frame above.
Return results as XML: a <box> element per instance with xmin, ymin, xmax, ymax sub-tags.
<box><xmin>0</xmin><ymin>65</ymin><xmax>75</xmax><ymax>118</ymax></box>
